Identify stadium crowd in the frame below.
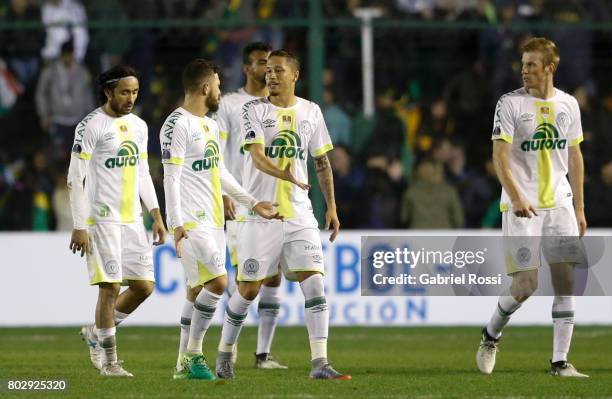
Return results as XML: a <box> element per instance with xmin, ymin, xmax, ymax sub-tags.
<box><xmin>0</xmin><ymin>0</ymin><xmax>611</xmax><ymax>230</ymax></box>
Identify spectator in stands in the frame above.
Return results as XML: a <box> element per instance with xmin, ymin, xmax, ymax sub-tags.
<box><xmin>585</xmin><ymin>160</ymin><xmax>612</xmax><ymax>227</ymax></box>
<box><xmin>401</xmin><ymin>157</ymin><xmax>463</xmax><ymax>229</ymax></box>
<box><xmin>86</xmin><ymin>0</ymin><xmax>132</xmax><ymax>73</ymax></box>
<box><xmin>28</xmin><ymin>150</ymin><xmax>54</xmax><ymax>230</ymax></box>
<box><xmin>415</xmin><ymin>99</ymin><xmax>455</xmax><ymax>161</ymax></box>
<box><xmin>52</xmin><ymin>167</ymin><xmax>71</xmax><ymax>230</ymax></box>
<box><xmin>330</xmin><ymin>145</ymin><xmax>365</xmax><ymax>228</ymax></box>
<box><xmin>323</xmin><ymin>88</ymin><xmax>351</xmax><ymax>147</ymax></box>
<box><xmin>2</xmin><ymin>0</ymin><xmax>44</xmax><ymax>88</ymax></box>
<box><xmin>366</xmin><ymin>88</ymin><xmax>405</xmax><ymax>161</ymax></box>
<box><xmin>464</xmin><ymin>158</ymin><xmax>500</xmax><ymax>228</ymax></box>
<box><xmin>35</xmin><ymin>40</ymin><xmax>94</xmax><ymax>161</ymax></box>
<box><xmin>594</xmin><ymin>88</ymin><xmax>612</xmax><ymax>169</ymax></box>
<box><xmin>41</xmin><ymin>0</ymin><xmax>88</xmax><ymax>63</ymax></box>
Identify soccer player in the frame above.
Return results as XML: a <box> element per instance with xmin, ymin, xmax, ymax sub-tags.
<box><xmin>476</xmin><ymin>37</ymin><xmax>588</xmax><ymax>377</ymax></box>
<box><xmin>68</xmin><ymin>65</ymin><xmax>167</xmax><ymax>377</ymax></box>
<box><xmin>216</xmin><ymin>41</ymin><xmax>288</xmax><ymax>369</ymax></box>
<box><xmin>162</xmin><ymin>59</ymin><xmax>282</xmax><ymax>380</ymax></box>
<box><xmin>214</xmin><ymin>50</ymin><xmax>351</xmax><ymax>380</ymax></box>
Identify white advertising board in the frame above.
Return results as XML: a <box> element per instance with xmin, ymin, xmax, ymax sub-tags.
<box><xmin>1</xmin><ymin>231</ymin><xmax>610</xmax><ymax>326</ymax></box>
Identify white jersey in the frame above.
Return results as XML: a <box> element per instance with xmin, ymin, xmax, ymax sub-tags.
<box><xmin>491</xmin><ymin>87</ymin><xmax>583</xmax><ymax>211</ymax></box>
<box><xmin>160</xmin><ymin>108</ymin><xmax>225</xmax><ymax>230</ymax></box>
<box><xmin>216</xmin><ymin>88</ymin><xmax>260</xmax><ymax>184</ymax></box>
<box><xmin>241</xmin><ymin>97</ymin><xmax>333</xmax><ymax>221</ymax></box>
<box><xmin>71</xmin><ymin>108</ymin><xmax>149</xmax><ymax>225</ymax></box>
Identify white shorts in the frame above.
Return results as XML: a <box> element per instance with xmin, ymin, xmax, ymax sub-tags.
<box><xmin>180</xmin><ymin>228</ymin><xmax>227</xmax><ymax>288</ymax></box>
<box><xmin>86</xmin><ymin>223</ymin><xmax>154</xmax><ymax>285</ymax></box>
<box><xmin>235</xmin><ymin>217</ymin><xmax>324</xmax><ymax>282</ymax></box>
<box><xmin>226</xmin><ymin>220</ymin><xmax>239</xmax><ymax>268</ymax></box>
<box><xmin>502</xmin><ymin>204</ymin><xmax>581</xmax><ymax>274</ymax></box>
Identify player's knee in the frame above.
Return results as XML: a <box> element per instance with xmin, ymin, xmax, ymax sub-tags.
<box><xmin>512</xmin><ymin>278</ymin><xmax>538</xmax><ymax>302</ymax></box>
<box><xmin>135</xmin><ymin>282</ymin><xmax>155</xmax><ymax>299</ymax></box>
<box><xmin>187</xmin><ymin>285</ymin><xmax>202</xmax><ymax>302</ymax></box>
<box><xmin>296</xmin><ymin>271</ymin><xmax>322</xmax><ymax>283</ymax></box>
<box><xmin>238</xmin><ymin>282</ymin><xmax>260</xmax><ymax>300</ymax></box>
<box><xmin>204</xmin><ymin>275</ymin><xmax>227</xmax><ymax>296</ymax></box>
<box><xmin>98</xmin><ymin>283</ymin><xmax>120</xmax><ymax>302</ymax></box>
<box><xmin>263</xmin><ymin>273</ymin><xmax>281</xmax><ymax>287</ymax></box>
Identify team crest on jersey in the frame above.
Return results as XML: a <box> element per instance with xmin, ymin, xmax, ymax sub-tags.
<box><xmin>192</xmin><ymin>140</ymin><xmax>219</xmax><ymax>171</ymax></box>
<box><xmin>299</xmin><ymin>120</ymin><xmax>313</xmax><ymax>137</ymax></box>
<box><xmin>520</xmin><ymin>123</ymin><xmax>567</xmax><ymax>152</ymax></box>
<box><xmin>263</xmin><ymin>119</ymin><xmax>276</xmax><ymax>128</ymax></box>
<box><xmin>203</xmin><ymin>123</ymin><xmax>210</xmax><ymax>133</ymax></box>
<box><xmin>265</xmin><ymin>130</ymin><xmax>306</xmax><ymax>160</ymax></box>
<box><xmin>119</xmin><ymin>124</ymin><xmax>128</xmax><ymax>133</ymax></box>
<box><xmin>282</xmin><ymin>115</ymin><xmax>292</xmax><ymax>126</ymax></box>
<box><xmin>540</xmin><ymin>106</ymin><xmax>550</xmax><ymax>118</ymax></box>
<box><xmin>556</xmin><ymin>112</ymin><xmax>570</xmax><ymax>132</ymax></box>
<box><xmin>105</xmin><ymin>140</ymin><xmax>140</xmax><ymax>168</ymax></box>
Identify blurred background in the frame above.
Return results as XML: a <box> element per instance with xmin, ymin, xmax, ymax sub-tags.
<box><xmin>1</xmin><ymin>0</ymin><xmax>611</xmax><ymax>232</ymax></box>
<box><xmin>1</xmin><ymin>0</ymin><xmax>612</xmax><ymax>329</ymax></box>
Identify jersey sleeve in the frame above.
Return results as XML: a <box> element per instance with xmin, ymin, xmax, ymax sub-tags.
<box><xmin>491</xmin><ymin>96</ymin><xmax>515</xmax><ymax>144</ymax></box>
<box><xmin>216</xmin><ymin>99</ymin><xmax>231</xmax><ymax>153</ymax></box>
<box><xmin>241</xmin><ymin>100</ymin><xmax>265</xmax><ymax>151</ymax></box>
<box><xmin>308</xmin><ymin>104</ymin><xmax>334</xmax><ymax>157</ymax></box>
<box><xmin>160</xmin><ymin>118</ymin><xmax>189</xmax><ymax>165</ymax></box>
<box><xmin>138</xmin><ymin>122</ymin><xmax>160</xmax><ymax>211</ymax></box>
<box><xmin>71</xmin><ymin>115</ymin><xmax>99</xmax><ymax>160</ymax></box>
<box><xmin>568</xmin><ymin>97</ymin><xmax>584</xmax><ymax>147</ymax></box>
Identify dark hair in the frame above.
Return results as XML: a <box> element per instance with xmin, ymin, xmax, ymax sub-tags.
<box><xmin>96</xmin><ymin>65</ymin><xmax>138</xmax><ymax>105</ymax></box>
<box><xmin>182</xmin><ymin>59</ymin><xmax>218</xmax><ymax>93</ymax></box>
<box><xmin>242</xmin><ymin>42</ymin><xmax>272</xmax><ymax>65</ymax></box>
<box><xmin>60</xmin><ymin>40</ymin><xmax>74</xmax><ymax>55</ymax></box>
<box><xmin>268</xmin><ymin>49</ymin><xmax>300</xmax><ymax>70</ymax></box>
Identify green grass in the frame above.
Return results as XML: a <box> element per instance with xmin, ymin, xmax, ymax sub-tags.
<box><xmin>1</xmin><ymin>326</ymin><xmax>611</xmax><ymax>398</ymax></box>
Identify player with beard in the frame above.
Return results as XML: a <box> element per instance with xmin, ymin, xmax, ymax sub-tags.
<box><xmin>216</xmin><ymin>42</ymin><xmax>288</xmax><ymax>369</ymax></box>
<box><xmin>69</xmin><ymin>65</ymin><xmax>167</xmax><ymax>377</ymax></box>
<box><xmin>161</xmin><ymin>59</ymin><xmax>282</xmax><ymax>380</ymax></box>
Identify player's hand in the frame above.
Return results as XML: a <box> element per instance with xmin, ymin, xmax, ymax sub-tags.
<box><xmin>252</xmin><ymin>201</ymin><xmax>283</xmax><ymax>220</ymax></box>
<box><xmin>575</xmin><ymin>208</ymin><xmax>587</xmax><ymax>238</ymax></box>
<box><xmin>70</xmin><ymin>229</ymin><xmax>90</xmax><ymax>257</ymax></box>
<box><xmin>281</xmin><ymin>163</ymin><xmax>310</xmax><ymax>191</ymax></box>
<box><xmin>511</xmin><ymin>197</ymin><xmax>537</xmax><ymax>218</ymax></box>
<box><xmin>223</xmin><ymin>195</ymin><xmax>236</xmax><ymax>220</ymax></box>
<box><xmin>174</xmin><ymin>226</ymin><xmax>188</xmax><ymax>258</ymax></box>
<box><xmin>325</xmin><ymin>207</ymin><xmax>340</xmax><ymax>242</ymax></box>
<box><xmin>152</xmin><ymin>218</ymin><xmax>167</xmax><ymax>246</ymax></box>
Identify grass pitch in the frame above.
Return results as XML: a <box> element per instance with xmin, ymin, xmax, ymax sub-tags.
<box><xmin>1</xmin><ymin>326</ymin><xmax>611</xmax><ymax>398</ymax></box>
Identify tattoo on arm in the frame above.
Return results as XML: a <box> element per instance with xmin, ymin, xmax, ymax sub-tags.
<box><xmin>314</xmin><ymin>155</ymin><xmax>335</xmax><ymax>208</ymax></box>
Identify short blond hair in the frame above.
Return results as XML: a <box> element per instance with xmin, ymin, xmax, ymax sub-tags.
<box><xmin>521</xmin><ymin>37</ymin><xmax>560</xmax><ymax>71</ymax></box>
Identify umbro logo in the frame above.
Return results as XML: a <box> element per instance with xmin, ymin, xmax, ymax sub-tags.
<box><xmin>263</xmin><ymin>119</ymin><xmax>276</xmax><ymax>128</ymax></box>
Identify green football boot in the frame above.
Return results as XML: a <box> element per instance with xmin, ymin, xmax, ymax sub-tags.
<box><xmin>181</xmin><ymin>353</ymin><xmax>216</xmax><ymax>380</ymax></box>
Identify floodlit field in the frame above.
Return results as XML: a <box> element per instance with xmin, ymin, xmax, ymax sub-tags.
<box><xmin>1</xmin><ymin>326</ymin><xmax>611</xmax><ymax>398</ymax></box>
